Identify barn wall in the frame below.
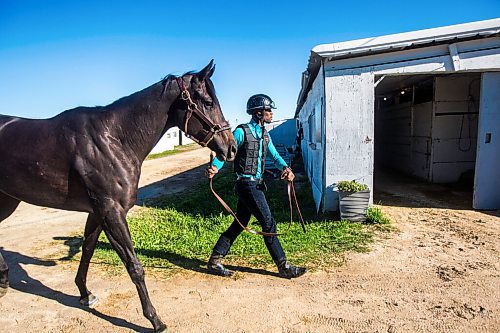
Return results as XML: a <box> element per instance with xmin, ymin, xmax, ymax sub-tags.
<box><xmin>431</xmin><ymin>75</ymin><xmax>480</xmax><ymax>183</ymax></box>
<box><xmin>297</xmin><ymin>65</ymin><xmax>325</xmax><ymax>211</ymax></box>
<box><xmin>474</xmin><ymin>72</ymin><xmax>500</xmax><ymax>209</ymax></box>
<box><xmin>376</xmin><ymin>98</ymin><xmax>433</xmax><ymax>180</ymax></box>
<box><xmin>323</xmin><ymin>71</ymin><xmax>374</xmax><ymax>211</ymax></box>
<box><xmin>299</xmin><ymin>36</ymin><xmax>500</xmax><ymax>212</ymax></box>
<box><xmin>411</xmin><ymin>102</ymin><xmax>434</xmax><ymax>179</ymax></box>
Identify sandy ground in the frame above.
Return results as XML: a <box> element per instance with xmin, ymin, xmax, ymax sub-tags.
<box><xmin>0</xmin><ymin>146</ymin><xmax>499</xmax><ymax>333</ymax></box>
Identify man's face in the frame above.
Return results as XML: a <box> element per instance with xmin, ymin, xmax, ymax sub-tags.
<box><xmin>262</xmin><ymin>109</ymin><xmax>273</xmax><ymax>123</ymax></box>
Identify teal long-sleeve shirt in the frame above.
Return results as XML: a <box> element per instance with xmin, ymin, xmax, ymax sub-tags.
<box><xmin>212</xmin><ymin>119</ymin><xmax>288</xmax><ymax>179</ymax></box>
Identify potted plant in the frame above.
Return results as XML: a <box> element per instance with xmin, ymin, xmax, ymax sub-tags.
<box><xmin>337</xmin><ymin>180</ymin><xmax>370</xmax><ymax>222</ymax></box>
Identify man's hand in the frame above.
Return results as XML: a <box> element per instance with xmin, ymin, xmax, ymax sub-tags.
<box><xmin>281</xmin><ymin>167</ymin><xmax>295</xmax><ymax>182</ymax></box>
<box><xmin>205</xmin><ymin>165</ymin><xmax>218</xmax><ymax>179</ymax></box>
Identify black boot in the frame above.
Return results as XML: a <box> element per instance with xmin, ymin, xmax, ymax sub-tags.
<box><xmin>207</xmin><ymin>255</ymin><xmax>234</xmax><ymax>277</ymax></box>
<box><xmin>276</xmin><ymin>260</ymin><xmax>306</xmax><ymax>279</ymax></box>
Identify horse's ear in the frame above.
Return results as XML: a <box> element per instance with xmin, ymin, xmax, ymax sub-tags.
<box><xmin>198</xmin><ymin>59</ymin><xmax>215</xmax><ymax>80</ymax></box>
<box><xmin>208</xmin><ymin>63</ymin><xmax>215</xmax><ymax>78</ymax></box>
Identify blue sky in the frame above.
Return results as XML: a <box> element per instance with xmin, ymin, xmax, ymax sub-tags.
<box><xmin>1</xmin><ymin>1</ymin><xmax>499</xmax><ymax>126</ymax></box>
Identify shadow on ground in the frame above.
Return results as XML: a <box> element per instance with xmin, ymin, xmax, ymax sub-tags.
<box><xmin>136</xmin><ymin>165</ymin><xmax>207</xmax><ymax>206</ymax></box>
<box><xmin>0</xmin><ymin>247</ymin><xmax>151</xmax><ymax>332</ymax></box>
<box><xmin>374</xmin><ymin>167</ymin><xmax>500</xmax><ymax>218</ymax></box>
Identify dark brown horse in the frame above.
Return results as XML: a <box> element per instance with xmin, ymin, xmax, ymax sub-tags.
<box><xmin>0</xmin><ymin>60</ymin><xmax>236</xmax><ymax>332</ymax></box>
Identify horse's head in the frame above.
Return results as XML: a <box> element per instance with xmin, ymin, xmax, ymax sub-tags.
<box><xmin>170</xmin><ymin>60</ymin><xmax>236</xmax><ymax>162</ymax></box>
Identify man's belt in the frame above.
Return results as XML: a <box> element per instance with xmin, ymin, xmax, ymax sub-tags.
<box><xmin>236</xmin><ymin>176</ymin><xmax>261</xmax><ymax>182</ymax></box>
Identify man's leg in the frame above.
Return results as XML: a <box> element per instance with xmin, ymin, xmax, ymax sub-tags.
<box><xmin>245</xmin><ymin>183</ymin><xmax>306</xmax><ymax>278</ymax></box>
<box><xmin>208</xmin><ymin>195</ymin><xmax>251</xmax><ymax>276</ymax></box>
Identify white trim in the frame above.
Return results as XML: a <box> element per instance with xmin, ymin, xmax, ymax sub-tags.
<box><xmin>448</xmin><ymin>43</ymin><xmax>461</xmax><ymax>71</ymax></box>
<box><xmin>313</xmin><ymin>18</ymin><xmax>500</xmax><ymax>59</ymax></box>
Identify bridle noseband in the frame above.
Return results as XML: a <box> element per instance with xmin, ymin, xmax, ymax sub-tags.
<box><xmin>175</xmin><ymin>77</ymin><xmax>231</xmax><ymax>147</ymax></box>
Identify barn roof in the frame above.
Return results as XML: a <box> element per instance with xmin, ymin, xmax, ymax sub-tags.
<box><xmin>296</xmin><ymin>18</ymin><xmax>500</xmax><ymax>115</ymax></box>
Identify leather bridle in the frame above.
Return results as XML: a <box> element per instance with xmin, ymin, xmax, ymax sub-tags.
<box><xmin>176</xmin><ymin>77</ymin><xmax>231</xmax><ymax>147</ymax></box>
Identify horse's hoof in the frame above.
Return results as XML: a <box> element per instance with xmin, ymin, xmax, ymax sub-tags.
<box><xmin>156</xmin><ymin>323</ymin><xmax>172</xmax><ymax>333</ymax></box>
<box><xmin>79</xmin><ymin>294</ymin><xmax>98</xmax><ymax>307</ymax></box>
<box><xmin>0</xmin><ymin>286</ymin><xmax>7</xmax><ymax>298</ymax></box>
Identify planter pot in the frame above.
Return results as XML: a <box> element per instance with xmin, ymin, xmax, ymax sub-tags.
<box><xmin>339</xmin><ymin>189</ymin><xmax>370</xmax><ymax>222</ymax></box>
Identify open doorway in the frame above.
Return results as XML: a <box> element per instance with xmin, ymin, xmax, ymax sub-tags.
<box><xmin>373</xmin><ymin>73</ymin><xmax>481</xmax><ymax>208</ymax></box>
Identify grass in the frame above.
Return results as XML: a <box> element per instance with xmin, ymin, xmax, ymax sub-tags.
<box><xmin>81</xmin><ymin>163</ymin><xmax>391</xmax><ymax>275</ymax></box>
<box><xmin>366</xmin><ymin>205</ymin><xmax>391</xmax><ymax>225</ymax></box>
<box><xmin>146</xmin><ymin>143</ymin><xmax>199</xmax><ymax>160</ymax></box>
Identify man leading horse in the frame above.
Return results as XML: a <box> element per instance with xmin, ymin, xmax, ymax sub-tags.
<box><xmin>206</xmin><ymin>94</ymin><xmax>306</xmax><ymax>279</ymax></box>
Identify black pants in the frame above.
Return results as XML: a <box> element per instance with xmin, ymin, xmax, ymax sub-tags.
<box><xmin>211</xmin><ymin>178</ymin><xmax>286</xmax><ymax>263</ymax></box>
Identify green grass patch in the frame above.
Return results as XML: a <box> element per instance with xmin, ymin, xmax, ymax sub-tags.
<box><xmin>146</xmin><ymin>143</ymin><xmax>198</xmax><ymax>160</ymax></box>
<box><xmin>86</xmin><ymin>165</ymin><xmax>391</xmax><ymax>275</ymax></box>
<box><xmin>366</xmin><ymin>205</ymin><xmax>391</xmax><ymax>225</ymax></box>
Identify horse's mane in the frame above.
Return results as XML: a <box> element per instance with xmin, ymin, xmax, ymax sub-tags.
<box><xmin>161</xmin><ymin>74</ymin><xmax>177</xmax><ymax>83</ymax></box>
<box><xmin>160</xmin><ymin>71</ymin><xmax>193</xmax><ymax>83</ymax></box>
<box><xmin>160</xmin><ymin>70</ymin><xmax>216</xmax><ymax>99</ymax></box>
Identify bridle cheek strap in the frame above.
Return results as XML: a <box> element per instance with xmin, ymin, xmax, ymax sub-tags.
<box><xmin>176</xmin><ymin>77</ymin><xmax>231</xmax><ymax>147</ymax></box>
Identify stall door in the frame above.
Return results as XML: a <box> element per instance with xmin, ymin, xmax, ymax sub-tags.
<box><xmin>474</xmin><ymin>72</ymin><xmax>500</xmax><ymax>209</ymax></box>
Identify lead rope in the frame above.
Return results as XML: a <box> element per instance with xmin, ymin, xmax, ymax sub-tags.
<box><xmin>283</xmin><ymin>173</ymin><xmax>307</xmax><ymax>233</ymax></box>
<box><xmin>209</xmin><ymin>153</ymin><xmax>306</xmax><ymax>237</ymax></box>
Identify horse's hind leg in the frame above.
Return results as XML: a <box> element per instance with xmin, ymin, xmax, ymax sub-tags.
<box><xmin>100</xmin><ymin>207</ymin><xmax>168</xmax><ymax>333</ymax></box>
<box><xmin>75</xmin><ymin>213</ymin><xmax>102</xmax><ymax>306</ymax></box>
<box><xmin>0</xmin><ymin>192</ymin><xmax>20</xmax><ymax>297</ymax></box>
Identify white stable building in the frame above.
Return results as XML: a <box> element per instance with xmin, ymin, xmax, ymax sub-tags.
<box><xmin>296</xmin><ymin>18</ymin><xmax>500</xmax><ymax>212</ymax></box>
<box><xmin>149</xmin><ymin>127</ymin><xmax>193</xmax><ymax>154</ymax></box>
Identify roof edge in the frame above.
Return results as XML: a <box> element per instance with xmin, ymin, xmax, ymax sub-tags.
<box><xmin>313</xmin><ymin>18</ymin><xmax>500</xmax><ymax>59</ymax></box>
<box><xmin>296</xmin><ymin>18</ymin><xmax>500</xmax><ymax>116</ymax></box>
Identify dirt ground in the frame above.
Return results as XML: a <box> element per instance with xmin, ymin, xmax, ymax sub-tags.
<box><xmin>0</xmin><ymin>146</ymin><xmax>498</xmax><ymax>333</ymax></box>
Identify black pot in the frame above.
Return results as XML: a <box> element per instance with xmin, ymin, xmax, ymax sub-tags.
<box><xmin>339</xmin><ymin>189</ymin><xmax>370</xmax><ymax>222</ymax></box>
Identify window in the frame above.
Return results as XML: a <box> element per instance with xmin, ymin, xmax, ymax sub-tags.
<box><xmin>308</xmin><ymin>111</ymin><xmax>315</xmax><ymax>142</ymax></box>
<box><xmin>307</xmin><ymin>100</ymin><xmax>323</xmax><ymax>148</ymax></box>
<box><xmin>314</xmin><ymin>100</ymin><xmax>322</xmax><ymax>143</ymax></box>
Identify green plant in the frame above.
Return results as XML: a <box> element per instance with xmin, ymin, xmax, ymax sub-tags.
<box><xmin>366</xmin><ymin>206</ymin><xmax>390</xmax><ymax>224</ymax></box>
<box><xmin>337</xmin><ymin>180</ymin><xmax>369</xmax><ymax>192</ymax></box>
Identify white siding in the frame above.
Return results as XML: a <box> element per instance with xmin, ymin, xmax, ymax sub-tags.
<box><xmin>298</xmin><ymin>66</ymin><xmax>325</xmax><ymax>212</ymax></box>
<box><xmin>474</xmin><ymin>72</ymin><xmax>500</xmax><ymax>209</ymax></box>
<box><xmin>298</xmin><ymin>27</ymin><xmax>500</xmax><ymax>211</ymax></box>
<box><xmin>324</xmin><ymin>72</ymin><xmax>374</xmax><ymax>211</ymax></box>
<box><xmin>324</xmin><ymin>37</ymin><xmax>500</xmax><ymax>76</ymax></box>
<box><xmin>149</xmin><ymin>127</ymin><xmax>194</xmax><ymax>154</ymax></box>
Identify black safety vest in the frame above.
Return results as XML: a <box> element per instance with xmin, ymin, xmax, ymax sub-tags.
<box><xmin>234</xmin><ymin>124</ymin><xmax>269</xmax><ymax>176</ymax></box>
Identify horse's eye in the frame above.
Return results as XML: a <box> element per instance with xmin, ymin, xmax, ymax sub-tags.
<box><xmin>204</xmin><ymin>100</ymin><xmax>213</xmax><ymax>107</ymax></box>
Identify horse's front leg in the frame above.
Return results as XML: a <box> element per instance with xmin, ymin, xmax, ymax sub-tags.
<box><xmin>0</xmin><ymin>251</ymin><xmax>8</xmax><ymax>297</ymax></box>
<box><xmin>0</xmin><ymin>192</ymin><xmax>21</xmax><ymax>297</ymax></box>
<box><xmin>100</xmin><ymin>205</ymin><xmax>168</xmax><ymax>333</ymax></box>
<box><xmin>75</xmin><ymin>213</ymin><xmax>102</xmax><ymax>306</ymax></box>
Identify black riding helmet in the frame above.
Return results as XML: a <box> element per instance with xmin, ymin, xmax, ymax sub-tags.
<box><xmin>246</xmin><ymin>94</ymin><xmax>276</xmax><ymax>115</ymax></box>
